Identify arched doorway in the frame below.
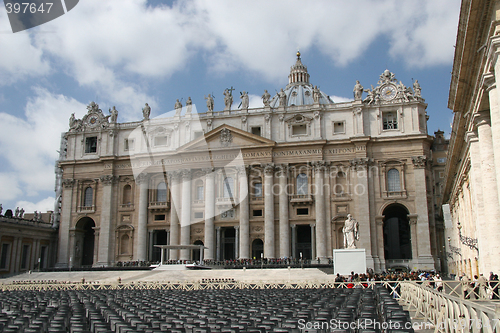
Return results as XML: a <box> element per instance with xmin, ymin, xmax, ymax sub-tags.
<box><xmin>295</xmin><ymin>225</ymin><xmax>312</xmax><ymax>259</ymax></box>
<box><xmin>75</xmin><ymin>217</ymin><xmax>95</xmax><ymax>267</ymax></box>
<box><xmin>383</xmin><ymin>204</ymin><xmax>412</xmax><ymax>260</ymax></box>
<box><xmin>251</xmin><ymin>238</ymin><xmax>263</xmax><ymax>259</ymax></box>
<box><xmin>193</xmin><ymin>240</ymin><xmax>204</xmax><ymax>262</ymax></box>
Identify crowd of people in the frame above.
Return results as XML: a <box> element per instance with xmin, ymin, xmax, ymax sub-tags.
<box><xmin>459</xmin><ymin>272</ymin><xmax>499</xmax><ymax>300</ymax></box>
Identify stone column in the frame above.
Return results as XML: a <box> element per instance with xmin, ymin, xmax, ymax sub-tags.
<box><xmin>408</xmin><ymin>214</ymin><xmax>419</xmax><ymax>266</ymax></box>
<box><xmin>278</xmin><ymin>165</ymin><xmax>290</xmax><ymax>258</ymax></box>
<box><xmin>311</xmin><ymin>224</ymin><xmax>316</xmax><ymax>260</ymax></box>
<box><xmin>148</xmin><ymin>231</ymin><xmax>154</xmax><ymax>261</ymax></box>
<box><xmin>180</xmin><ymin>169</ymin><xmax>192</xmax><ymax>260</ymax></box>
<box><xmin>264</xmin><ymin>164</ymin><xmax>275</xmax><ymax>258</ymax></box>
<box><xmin>465</xmin><ymin>131</ymin><xmax>488</xmax><ymax>273</ymax></box>
<box><xmin>204</xmin><ymin>169</ymin><xmax>216</xmax><ymax>260</ymax></box>
<box><xmin>235</xmin><ymin>226</ymin><xmax>239</xmax><ymax>259</ymax></box>
<box><xmin>97</xmin><ymin>175</ymin><xmax>116</xmax><ymax>266</ymax></box>
<box><xmin>474</xmin><ymin>111</ymin><xmax>500</xmax><ymax>274</ymax></box>
<box><xmin>216</xmin><ymin>227</ymin><xmax>221</xmax><ymax>261</ymax></box>
<box><xmin>313</xmin><ymin>161</ymin><xmax>327</xmax><ymax>261</ymax></box>
<box><xmin>238</xmin><ymin>166</ymin><xmax>250</xmax><ymax>259</ymax></box>
<box><xmin>56</xmin><ymin>179</ymin><xmax>75</xmax><ymax>268</ymax></box>
<box><xmin>411</xmin><ymin>157</ymin><xmax>434</xmax><ymax>269</ymax></box>
<box><xmin>375</xmin><ymin>216</ymin><xmax>386</xmax><ymax>272</ymax></box>
<box><xmin>166</xmin><ymin>229</ymin><xmax>170</xmax><ymax>260</ymax></box>
<box><xmin>168</xmin><ymin>171</ymin><xmax>181</xmax><ymax>260</ymax></box>
<box><xmin>350</xmin><ymin>158</ymin><xmax>373</xmax><ymax>268</ymax></box>
<box><xmin>291</xmin><ymin>225</ymin><xmax>296</xmax><ymax>258</ymax></box>
<box><xmin>136</xmin><ymin>173</ymin><xmax>149</xmax><ymax>262</ymax></box>
<box><xmin>324</xmin><ymin>166</ymin><xmax>332</xmax><ymax>258</ymax></box>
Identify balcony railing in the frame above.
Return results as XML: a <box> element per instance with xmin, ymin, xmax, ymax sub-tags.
<box><xmin>148</xmin><ymin>201</ymin><xmax>170</xmax><ymax>210</ymax></box>
<box><xmin>290</xmin><ymin>194</ymin><xmax>313</xmax><ymax>205</ymax></box>
<box><xmin>77</xmin><ymin>205</ymin><xmax>95</xmax><ymax>213</ymax></box>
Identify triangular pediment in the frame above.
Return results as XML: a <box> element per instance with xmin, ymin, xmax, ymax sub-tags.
<box><xmin>178</xmin><ymin>124</ymin><xmax>275</xmax><ymax>152</ymax></box>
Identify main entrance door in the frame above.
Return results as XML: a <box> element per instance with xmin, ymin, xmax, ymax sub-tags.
<box><xmin>295</xmin><ymin>225</ymin><xmax>312</xmax><ymax>259</ymax></box>
<box><xmin>75</xmin><ymin>217</ymin><xmax>95</xmax><ymax>267</ymax></box>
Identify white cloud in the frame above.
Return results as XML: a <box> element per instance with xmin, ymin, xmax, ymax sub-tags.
<box><xmin>16</xmin><ymin>196</ymin><xmax>55</xmax><ymax>214</ymax></box>
<box><xmin>0</xmin><ymin>173</ymin><xmax>22</xmax><ymax>202</ymax></box>
<box><xmin>0</xmin><ymin>9</ymin><xmax>50</xmax><ymax>83</ymax></box>
<box><xmin>0</xmin><ymin>88</ymin><xmax>86</xmax><ymax>201</ymax></box>
<box><xmin>331</xmin><ymin>95</ymin><xmax>352</xmax><ymax>103</ymax></box>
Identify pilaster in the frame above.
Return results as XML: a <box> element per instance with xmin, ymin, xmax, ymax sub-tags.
<box><xmin>136</xmin><ymin>173</ymin><xmax>149</xmax><ymax>261</ymax></box>
<box><xmin>180</xmin><ymin>169</ymin><xmax>192</xmax><ymax>260</ymax></box>
<box><xmin>264</xmin><ymin>163</ymin><xmax>275</xmax><ymax>258</ymax></box>
<box><xmin>238</xmin><ymin>166</ymin><xmax>250</xmax><ymax>259</ymax></box>
<box><xmin>277</xmin><ymin>164</ymin><xmax>290</xmax><ymax>258</ymax></box>
<box><xmin>97</xmin><ymin>175</ymin><xmax>117</xmax><ymax>266</ymax></box>
<box><xmin>204</xmin><ymin>168</ymin><xmax>216</xmax><ymax>260</ymax></box>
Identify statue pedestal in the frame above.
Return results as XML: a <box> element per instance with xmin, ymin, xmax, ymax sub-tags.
<box><xmin>333</xmin><ymin>249</ymin><xmax>366</xmax><ymax>276</ymax></box>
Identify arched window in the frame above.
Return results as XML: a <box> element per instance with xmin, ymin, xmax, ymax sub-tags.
<box><xmin>387</xmin><ymin>168</ymin><xmax>401</xmax><ymax>192</ymax></box>
<box><xmin>122</xmin><ymin>184</ymin><xmax>132</xmax><ymax>205</ymax></box>
<box><xmin>296</xmin><ymin>173</ymin><xmax>308</xmax><ymax>195</ymax></box>
<box><xmin>157</xmin><ymin>182</ymin><xmax>167</xmax><ymax>202</ymax></box>
<box><xmin>223</xmin><ymin>177</ymin><xmax>234</xmax><ymax>198</ymax></box>
<box><xmin>83</xmin><ymin>187</ymin><xmax>93</xmax><ymax>207</ymax></box>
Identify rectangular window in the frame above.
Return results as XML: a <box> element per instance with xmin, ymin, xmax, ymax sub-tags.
<box><xmin>254</xmin><ymin>183</ymin><xmax>262</xmax><ymax>197</ymax></box>
<box><xmin>333</xmin><ymin>121</ymin><xmax>345</xmax><ymax>134</ymax></box>
<box><xmin>383</xmin><ymin>111</ymin><xmax>398</xmax><ymax>130</ymax></box>
<box><xmin>124</xmin><ymin>138</ymin><xmax>135</xmax><ymax>151</ymax></box>
<box><xmin>85</xmin><ymin>137</ymin><xmax>97</xmax><ymax>153</ymax></box>
<box><xmin>21</xmin><ymin>244</ymin><xmax>30</xmax><ymax>270</ymax></box>
<box><xmin>154</xmin><ymin>214</ymin><xmax>166</xmax><ymax>221</ymax></box>
<box><xmin>253</xmin><ymin>209</ymin><xmax>263</xmax><ymax>217</ymax></box>
<box><xmin>292</xmin><ymin>124</ymin><xmax>307</xmax><ymax>135</ymax></box>
<box><xmin>194</xmin><ymin>212</ymin><xmax>204</xmax><ymax>219</ymax></box>
<box><xmin>197</xmin><ymin>186</ymin><xmax>204</xmax><ymax>200</ymax></box>
<box><xmin>297</xmin><ymin>208</ymin><xmax>309</xmax><ymax>215</ymax></box>
<box><xmin>154</xmin><ymin>135</ymin><xmax>168</xmax><ymax>147</ymax></box>
<box><xmin>0</xmin><ymin>243</ymin><xmax>10</xmax><ymax>269</ymax></box>
<box><xmin>251</xmin><ymin>127</ymin><xmax>262</xmax><ymax>136</ymax></box>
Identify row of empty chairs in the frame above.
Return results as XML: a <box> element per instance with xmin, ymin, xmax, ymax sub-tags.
<box><xmin>0</xmin><ymin>285</ymin><xmax>416</xmax><ymax>332</ymax></box>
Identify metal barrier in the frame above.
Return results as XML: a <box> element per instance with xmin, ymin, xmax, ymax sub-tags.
<box><xmin>399</xmin><ymin>282</ymin><xmax>500</xmax><ymax>333</ymax></box>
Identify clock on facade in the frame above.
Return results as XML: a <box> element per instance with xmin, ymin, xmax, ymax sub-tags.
<box><xmin>87</xmin><ymin>114</ymin><xmax>99</xmax><ymax>127</ymax></box>
<box><xmin>380</xmin><ymin>84</ymin><xmax>397</xmax><ymax>101</ymax></box>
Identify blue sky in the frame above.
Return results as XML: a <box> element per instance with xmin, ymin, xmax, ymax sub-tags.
<box><xmin>0</xmin><ymin>0</ymin><xmax>460</xmax><ymax>213</ymax></box>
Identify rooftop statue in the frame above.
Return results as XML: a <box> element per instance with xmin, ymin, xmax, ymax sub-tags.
<box><xmin>353</xmin><ymin>80</ymin><xmax>364</xmax><ymax>101</ymax></box>
<box><xmin>186</xmin><ymin>97</ymin><xmax>192</xmax><ymax>114</ymax></box>
<box><xmin>240</xmin><ymin>91</ymin><xmax>249</xmax><ymax>110</ymax></box>
<box><xmin>278</xmin><ymin>88</ymin><xmax>286</xmax><ymax>107</ymax></box>
<box><xmin>174</xmin><ymin>99</ymin><xmax>182</xmax><ymax>116</ymax></box>
<box><xmin>262</xmin><ymin>90</ymin><xmax>271</xmax><ymax>107</ymax></box>
<box><xmin>109</xmin><ymin>106</ymin><xmax>118</xmax><ymax>123</ymax></box>
<box><xmin>413</xmin><ymin>80</ymin><xmax>422</xmax><ymax>97</ymax></box>
<box><xmin>313</xmin><ymin>86</ymin><xmax>320</xmax><ymax>103</ymax></box>
<box><xmin>223</xmin><ymin>88</ymin><xmax>233</xmax><ymax>111</ymax></box>
<box><xmin>205</xmin><ymin>94</ymin><xmax>214</xmax><ymax>112</ymax></box>
<box><xmin>142</xmin><ymin>103</ymin><xmax>151</xmax><ymax>120</ymax></box>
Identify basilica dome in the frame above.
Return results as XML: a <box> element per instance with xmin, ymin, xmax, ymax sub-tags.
<box><xmin>270</xmin><ymin>52</ymin><xmax>334</xmax><ymax>107</ymax></box>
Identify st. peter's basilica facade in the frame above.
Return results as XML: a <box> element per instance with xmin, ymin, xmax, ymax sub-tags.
<box><xmin>55</xmin><ymin>53</ymin><xmax>438</xmax><ymax>272</ymax></box>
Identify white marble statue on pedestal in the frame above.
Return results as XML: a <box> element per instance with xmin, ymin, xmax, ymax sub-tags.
<box><xmin>343</xmin><ymin>214</ymin><xmax>359</xmax><ymax>249</ymax></box>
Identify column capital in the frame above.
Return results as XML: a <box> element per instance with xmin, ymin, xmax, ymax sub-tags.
<box><xmin>465</xmin><ymin>131</ymin><xmax>479</xmax><ymax>144</ymax></box>
<box><xmin>481</xmin><ymin>73</ymin><xmax>496</xmax><ymax>92</ymax></box>
<box><xmin>236</xmin><ymin>165</ymin><xmax>249</xmax><ymax>176</ymax></box>
<box><xmin>375</xmin><ymin>215</ymin><xmax>385</xmax><ymax>225</ymax></box>
<box><xmin>135</xmin><ymin>173</ymin><xmax>149</xmax><ymax>185</ymax></box>
<box><xmin>264</xmin><ymin>163</ymin><xmax>275</xmax><ymax>175</ymax></box>
<box><xmin>167</xmin><ymin>171</ymin><xmax>181</xmax><ymax>184</ymax></box>
<box><xmin>473</xmin><ymin>110</ymin><xmax>491</xmax><ymax>128</ymax></box>
<box><xmin>275</xmin><ymin>164</ymin><xmax>289</xmax><ymax>176</ymax></box>
<box><xmin>62</xmin><ymin>178</ymin><xmax>75</xmax><ymax>188</ymax></box>
<box><xmin>350</xmin><ymin>157</ymin><xmax>373</xmax><ymax>169</ymax></box>
<box><xmin>100</xmin><ymin>175</ymin><xmax>117</xmax><ymax>186</ymax></box>
<box><xmin>310</xmin><ymin>223</ymin><xmax>316</xmax><ymax>228</ymax></box>
<box><xmin>408</xmin><ymin>213</ymin><xmax>418</xmax><ymax>225</ymax></box>
<box><xmin>234</xmin><ymin>225</ymin><xmax>239</xmax><ymax>230</ymax></box>
<box><xmin>201</xmin><ymin>167</ymin><xmax>215</xmax><ymax>176</ymax></box>
<box><xmin>312</xmin><ymin>160</ymin><xmax>327</xmax><ymax>171</ymax></box>
<box><xmin>181</xmin><ymin>169</ymin><xmax>192</xmax><ymax>180</ymax></box>
<box><xmin>411</xmin><ymin>156</ymin><xmax>427</xmax><ymax>169</ymax></box>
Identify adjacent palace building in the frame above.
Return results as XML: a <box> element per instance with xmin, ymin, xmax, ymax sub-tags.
<box><xmin>55</xmin><ymin>53</ymin><xmax>439</xmax><ymax>273</ymax></box>
<box><xmin>444</xmin><ymin>0</ymin><xmax>500</xmax><ymax>277</ymax></box>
